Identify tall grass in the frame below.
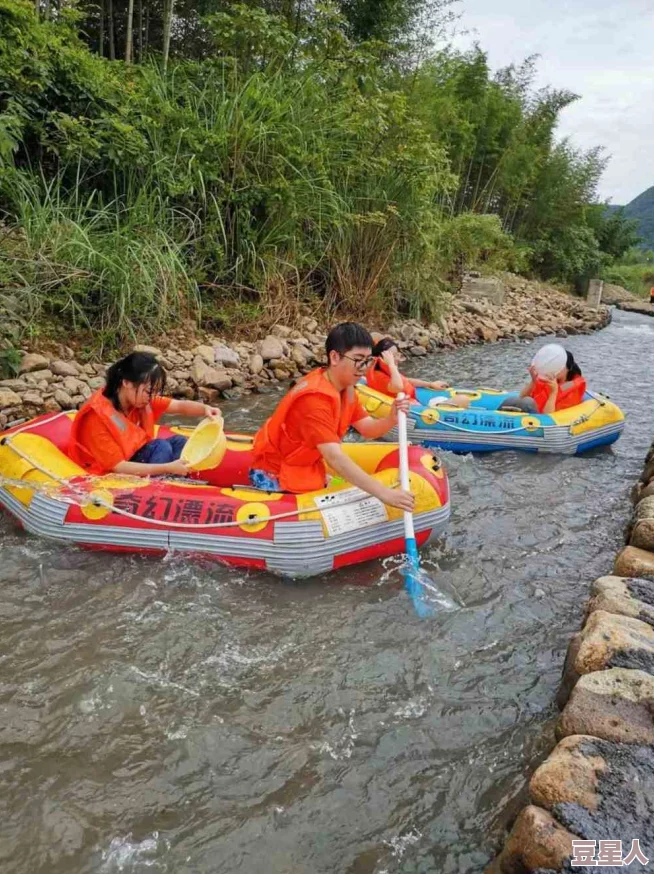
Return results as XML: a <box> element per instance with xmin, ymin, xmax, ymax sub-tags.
<box><xmin>0</xmin><ymin>169</ymin><xmax>200</xmax><ymax>345</ymax></box>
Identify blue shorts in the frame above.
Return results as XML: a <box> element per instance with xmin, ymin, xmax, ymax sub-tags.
<box><xmin>248</xmin><ymin>469</ymin><xmax>281</xmax><ymax>491</ymax></box>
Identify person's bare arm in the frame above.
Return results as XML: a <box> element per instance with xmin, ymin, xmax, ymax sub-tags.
<box><xmin>167</xmin><ymin>399</ymin><xmax>222</xmax><ymax>418</ymax></box>
<box><xmin>318</xmin><ymin>443</ymin><xmax>414</xmax><ymax>511</ymax></box>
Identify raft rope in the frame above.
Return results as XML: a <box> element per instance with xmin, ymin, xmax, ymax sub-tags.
<box><xmin>0</xmin><ymin>430</ymin><xmax>405</xmax><ymax>531</ymax></box>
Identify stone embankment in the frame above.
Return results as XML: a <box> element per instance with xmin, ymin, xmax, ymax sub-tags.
<box><xmin>0</xmin><ymin>274</ymin><xmax>609</xmax><ymax>430</ymax></box>
<box><xmin>487</xmin><ymin>447</ymin><xmax>654</xmax><ymax>872</ymax></box>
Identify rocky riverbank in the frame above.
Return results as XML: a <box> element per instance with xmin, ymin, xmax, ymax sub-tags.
<box><xmin>0</xmin><ymin>274</ymin><xmax>609</xmax><ymax>429</ymax></box>
<box><xmin>487</xmin><ymin>447</ymin><xmax>654</xmax><ymax>872</ymax></box>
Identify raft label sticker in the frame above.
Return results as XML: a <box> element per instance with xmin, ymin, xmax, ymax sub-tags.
<box><xmin>112</xmin><ymin>492</ymin><xmax>235</xmax><ymax>525</ymax></box>
<box><xmin>314</xmin><ymin>488</ymin><xmax>388</xmax><ymax>537</ymax></box>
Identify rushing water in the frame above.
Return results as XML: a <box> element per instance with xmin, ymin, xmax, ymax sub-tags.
<box><xmin>1</xmin><ymin>308</ymin><xmax>652</xmax><ymax>874</ymax></box>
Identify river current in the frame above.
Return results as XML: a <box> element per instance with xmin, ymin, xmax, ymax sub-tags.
<box><xmin>0</xmin><ymin>308</ymin><xmax>652</xmax><ymax>874</ymax></box>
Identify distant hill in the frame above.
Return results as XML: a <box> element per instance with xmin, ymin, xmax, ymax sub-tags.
<box><xmin>609</xmin><ymin>186</ymin><xmax>654</xmax><ymax>249</ymax></box>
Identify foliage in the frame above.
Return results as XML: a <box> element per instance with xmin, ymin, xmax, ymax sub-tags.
<box><xmin>0</xmin><ymin>0</ymin><xmax>630</xmax><ymax>345</ymax></box>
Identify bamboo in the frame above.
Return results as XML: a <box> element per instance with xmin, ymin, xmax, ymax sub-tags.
<box><xmin>138</xmin><ymin>0</ymin><xmax>143</xmax><ymax>63</ymax></box>
<box><xmin>125</xmin><ymin>0</ymin><xmax>135</xmax><ymax>64</ymax></box>
<box><xmin>162</xmin><ymin>0</ymin><xmax>175</xmax><ymax>71</ymax></box>
<box><xmin>99</xmin><ymin>0</ymin><xmax>105</xmax><ymax>57</ymax></box>
<box><xmin>108</xmin><ymin>0</ymin><xmax>115</xmax><ymax>60</ymax></box>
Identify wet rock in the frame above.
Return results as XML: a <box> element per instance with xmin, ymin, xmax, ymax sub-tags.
<box><xmin>18</xmin><ymin>352</ymin><xmax>49</xmax><ymax>373</ymax></box>
<box><xmin>249</xmin><ymin>354</ymin><xmax>264</xmax><ymax>375</ymax></box>
<box><xmin>50</xmin><ymin>359</ymin><xmax>80</xmax><ymax>377</ymax></box>
<box><xmin>198</xmin><ymin>386</ymin><xmax>221</xmax><ymax>405</ymax></box>
<box><xmin>53</xmin><ymin>389</ymin><xmax>75</xmax><ymax>409</ymax></box>
<box><xmin>0</xmin><ymin>388</ymin><xmax>21</xmax><ymax>408</ymax></box>
<box><xmin>570</xmin><ymin>609</ymin><xmax>654</xmax><ymax>678</ymax></box>
<box><xmin>557</xmin><ymin>667</ymin><xmax>654</xmax><ymax>744</ymax></box>
<box><xmin>259</xmin><ymin>335</ymin><xmax>285</xmax><ymax>361</ymax></box>
<box><xmin>615</xmin><ymin>546</ymin><xmax>654</xmax><ymax>579</ymax></box>
<box><xmin>213</xmin><ymin>343</ymin><xmax>240</xmax><ymax>367</ymax></box>
<box><xmin>485</xmin><ymin>805</ymin><xmax>576</xmax><ymax>874</ymax></box>
<box><xmin>587</xmin><ymin>576</ymin><xmax>654</xmax><ymax>629</ymax></box>
<box><xmin>534</xmin><ymin>736</ymin><xmax>654</xmax><ymax>863</ymax></box>
<box><xmin>530</xmin><ymin>735</ymin><xmax>606</xmax><ymax>812</ymax></box>
<box><xmin>409</xmin><ymin>345</ymin><xmax>427</xmax><ymax>356</ymax></box>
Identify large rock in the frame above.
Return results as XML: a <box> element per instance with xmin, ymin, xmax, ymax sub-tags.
<box><xmin>192</xmin><ymin>345</ymin><xmax>215</xmax><ymax>367</ymax></box>
<box><xmin>270</xmin><ymin>324</ymin><xmax>293</xmax><ymax>338</ymax></box>
<box><xmin>0</xmin><ymin>379</ymin><xmax>30</xmax><ymax>392</ymax></box>
<box><xmin>485</xmin><ymin>805</ymin><xmax>576</xmax><ymax>874</ymax></box>
<box><xmin>461</xmin><ymin>275</ymin><xmax>506</xmax><ymax>306</ymax></box>
<box><xmin>25</xmin><ymin>369</ymin><xmax>54</xmax><ymax>384</ymax></box>
<box><xmin>565</xmin><ymin>609</ymin><xmax>654</xmax><ymax>681</ymax></box>
<box><xmin>587</xmin><ymin>575</ymin><xmax>654</xmax><ymax>628</ymax></box>
<box><xmin>615</xmin><ymin>546</ymin><xmax>654</xmax><ymax>579</ymax></box>
<box><xmin>189</xmin><ymin>358</ymin><xmax>232</xmax><ymax>391</ymax></box>
<box><xmin>133</xmin><ymin>344</ymin><xmax>162</xmax><ymax>357</ymax></box>
<box><xmin>249</xmin><ymin>354</ymin><xmax>264</xmax><ymax>375</ymax></box>
<box><xmin>0</xmin><ymin>388</ymin><xmax>21</xmax><ymax>408</ymax></box>
<box><xmin>62</xmin><ymin>377</ymin><xmax>88</xmax><ymax>396</ymax></box>
<box><xmin>53</xmin><ymin>389</ymin><xmax>75</xmax><ymax>409</ymax></box>
<box><xmin>557</xmin><ymin>668</ymin><xmax>654</xmax><ymax>744</ymax></box>
<box><xmin>22</xmin><ymin>390</ymin><xmax>43</xmax><ymax>406</ymax></box>
<box><xmin>213</xmin><ymin>344</ymin><xmax>240</xmax><ymax>367</ymax></box>
<box><xmin>531</xmin><ymin>735</ymin><xmax>654</xmax><ymax>862</ymax></box>
<box><xmin>18</xmin><ymin>352</ymin><xmax>49</xmax><ymax>373</ymax></box>
<box><xmin>50</xmin><ymin>360</ymin><xmax>80</xmax><ymax>378</ymax></box>
<box><xmin>259</xmin><ymin>336</ymin><xmax>284</xmax><ymax>361</ymax></box>
<box><xmin>530</xmin><ymin>735</ymin><xmax>605</xmax><ymax>813</ymax></box>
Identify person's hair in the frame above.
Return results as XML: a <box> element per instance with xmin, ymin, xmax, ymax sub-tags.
<box><xmin>103</xmin><ymin>352</ymin><xmax>166</xmax><ymax>410</ymax></box>
<box><xmin>372</xmin><ymin>337</ymin><xmax>398</xmax><ymax>358</ymax></box>
<box><xmin>565</xmin><ymin>350</ymin><xmax>582</xmax><ymax>380</ymax></box>
<box><xmin>325</xmin><ymin>323</ymin><xmax>373</xmax><ymax>358</ymax></box>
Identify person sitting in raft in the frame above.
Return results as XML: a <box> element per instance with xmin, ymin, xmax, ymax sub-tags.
<box><xmin>249</xmin><ymin>323</ymin><xmax>415</xmax><ymax>511</ymax></box>
<box><xmin>69</xmin><ymin>351</ymin><xmax>222</xmax><ymax>477</ymax></box>
<box><xmin>365</xmin><ymin>337</ymin><xmax>471</xmax><ymax>408</ymax></box>
<box><xmin>498</xmin><ymin>350</ymin><xmax>586</xmax><ymax>414</ymax></box>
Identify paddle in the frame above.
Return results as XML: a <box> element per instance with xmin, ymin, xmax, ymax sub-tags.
<box><xmin>396</xmin><ymin>393</ymin><xmax>435</xmax><ymax>618</ymax></box>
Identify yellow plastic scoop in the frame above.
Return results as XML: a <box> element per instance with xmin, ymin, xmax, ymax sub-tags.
<box><xmin>181</xmin><ymin>416</ymin><xmax>227</xmax><ymax>471</ymax></box>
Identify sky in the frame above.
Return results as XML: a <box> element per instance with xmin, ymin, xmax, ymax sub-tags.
<box><xmin>449</xmin><ymin>0</ymin><xmax>654</xmax><ymax>205</ymax></box>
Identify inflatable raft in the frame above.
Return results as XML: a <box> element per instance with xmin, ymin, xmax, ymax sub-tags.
<box><xmin>0</xmin><ymin>411</ymin><xmax>450</xmax><ymax>577</ymax></box>
<box><xmin>357</xmin><ymin>384</ymin><xmax>625</xmax><ymax>454</ymax></box>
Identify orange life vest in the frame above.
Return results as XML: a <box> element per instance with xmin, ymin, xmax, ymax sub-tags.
<box><xmin>531</xmin><ymin>375</ymin><xmax>587</xmax><ymax>414</ymax></box>
<box><xmin>251</xmin><ymin>368</ymin><xmax>360</xmax><ymax>493</ymax></box>
<box><xmin>69</xmin><ymin>389</ymin><xmax>155</xmax><ymax>474</ymax></box>
<box><xmin>365</xmin><ymin>359</ymin><xmax>416</xmax><ymax>399</ymax></box>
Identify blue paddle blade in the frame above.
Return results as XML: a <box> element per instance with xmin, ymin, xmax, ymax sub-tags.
<box><xmin>403</xmin><ymin>537</ymin><xmax>435</xmax><ymax>618</ymax></box>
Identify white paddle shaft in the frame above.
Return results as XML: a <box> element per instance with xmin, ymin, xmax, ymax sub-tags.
<box><xmin>396</xmin><ymin>392</ymin><xmax>415</xmax><ymax>539</ymax></box>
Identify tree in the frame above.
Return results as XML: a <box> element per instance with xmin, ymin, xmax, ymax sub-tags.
<box><xmin>125</xmin><ymin>0</ymin><xmax>134</xmax><ymax>62</ymax></box>
<box><xmin>162</xmin><ymin>0</ymin><xmax>174</xmax><ymax>68</ymax></box>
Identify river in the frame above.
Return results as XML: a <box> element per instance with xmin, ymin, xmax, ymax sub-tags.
<box><xmin>0</xmin><ymin>308</ymin><xmax>651</xmax><ymax>874</ymax></box>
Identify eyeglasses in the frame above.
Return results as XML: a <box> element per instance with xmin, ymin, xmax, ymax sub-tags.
<box><xmin>341</xmin><ymin>354</ymin><xmax>374</xmax><ymax>370</ymax></box>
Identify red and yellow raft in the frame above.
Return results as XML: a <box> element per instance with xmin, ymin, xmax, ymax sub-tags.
<box><xmin>0</xmin><ymin>412</ymin><xmax>450</xmax><ymax>577</ymax></box>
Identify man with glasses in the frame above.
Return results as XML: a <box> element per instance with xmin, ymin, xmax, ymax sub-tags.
<box><xmin>250</xmin><ymin>323</ymin><xmax>414</xmax><ymax>511</ymax></box>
